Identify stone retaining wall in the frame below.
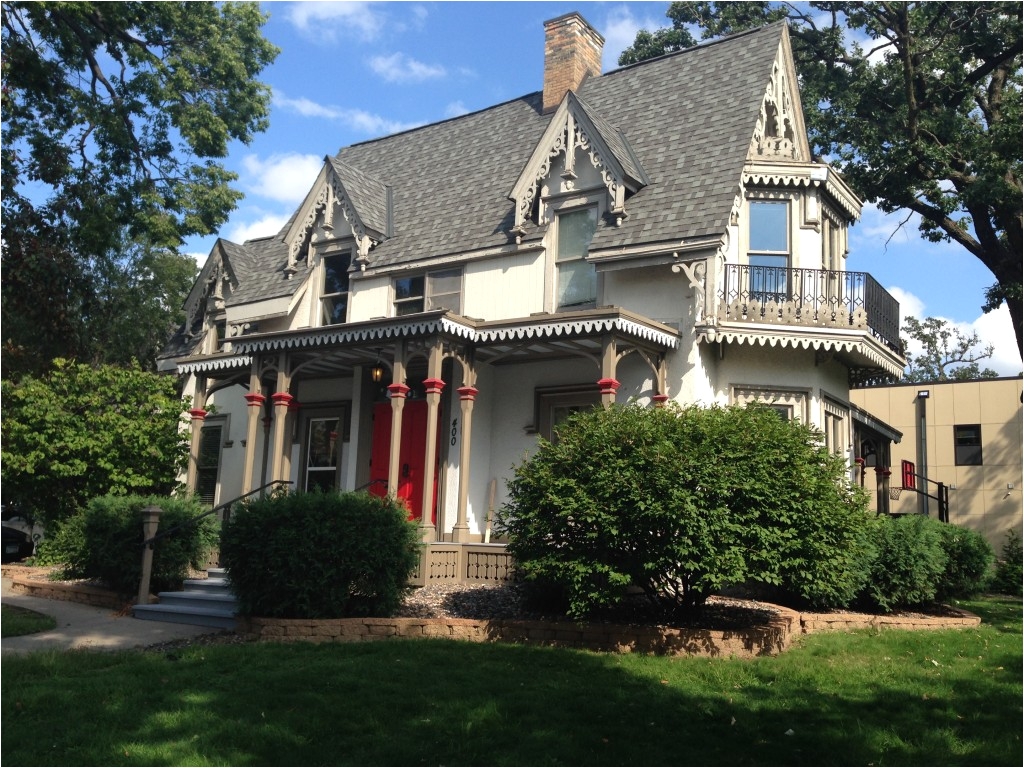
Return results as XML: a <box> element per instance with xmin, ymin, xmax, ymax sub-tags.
<box><xmin>4</xmin><ymin>573</ymin><xmax>132</xmax><ymax>611</ymax></box>
<box><xmin>800</xmin><ymin>608</ymin><xmax>980</xmax><ymax>633</ymax></box>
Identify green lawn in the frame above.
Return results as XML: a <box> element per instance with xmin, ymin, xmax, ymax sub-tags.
<box><xmin>2</xmin><ymin>595</ymin><xmax>1020</xmax><ymax>766</ymax></box>
<box><xmin>1</xmin><ymin>604</ymin><xmax>57</xmax><ymax>637</ymax></box>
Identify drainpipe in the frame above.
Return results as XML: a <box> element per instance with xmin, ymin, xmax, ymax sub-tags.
<box><xmin>916</xmin><ymin>389</ymin><xmax>930</xmax><ymax>516</ymax></box>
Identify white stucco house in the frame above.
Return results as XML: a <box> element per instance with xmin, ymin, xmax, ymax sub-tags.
<box><xmin>159</xmin><ymin>13</ymin><xmax>905</xmax><ymax>582</ymax></box>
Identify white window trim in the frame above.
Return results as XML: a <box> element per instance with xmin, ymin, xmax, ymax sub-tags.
<box><xmin>312</xmin><ymin>243</ymin><xmax>355</xmax><ymax>327</ymax></box>
<box><xmin>391</xmin><ymin>267</ymin><xmax>464</xmax><ymax>317</ymax></box>
<box><xmin>544</xmin><ymin>192</ymin><xmax>606</xmax><ymax>313</ymax></box>
<box><xmin>731</xmin><ymin>384</ymin><xmax>810</xmax><ymax>423</ymax></box>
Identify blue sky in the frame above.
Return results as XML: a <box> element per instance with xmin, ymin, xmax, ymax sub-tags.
<box><xmin>181</xmin><ymin>1</ymin><xmax>1022</xmax><ymax>375</ymax></box>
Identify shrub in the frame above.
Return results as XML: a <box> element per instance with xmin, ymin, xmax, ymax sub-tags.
<box><xmin>857</xmin><ymin>515</ymin><xmax>947</xmax><ymax>612</ymax></box>
<box><xmin>220</xmin><ymin>491</ymin><xmax>421</xmax><ymax>619</ymax></box>
<box><xmin>990</xmin><ymin>530</ymin><xmax>1023</xmax><ymax>596</ymax></box>
<box><xmin>499</xmin><ymin>403</ymin><xmax>871</xmax><ymax>620</ymax></box>
<box><xmin>39</xmin><ymin>494</ymin><xmax>217</xmax><ymax>595</ymax></box>
<box><xmin>934</xmin><ymin>523</ymin><xmax>994</xmax><ymax>601</ymax></box>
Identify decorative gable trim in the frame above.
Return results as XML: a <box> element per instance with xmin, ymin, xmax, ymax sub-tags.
<box><xmin>284</xmin><ymin>158</ymin><xmax>390</xmax><ymax>277</ymax></box>
<box><xmin>747</xmin><ymin>26</ymin><xmax>811</xmax><ymax>163</ymax></box>
<box><xmin>509</xmin><ymin>91</ymin><xmax>648</xmax><ymax>234</ymax></box>
<box><xmin>183</xmin><ymin>240</ymin><xmax>238</xmax><ymax>339</ymax></box>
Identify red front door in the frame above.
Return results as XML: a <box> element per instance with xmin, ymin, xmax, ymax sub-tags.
<box><xmin>369</xmin><ymin>400</ymin><xmax>438</xmax><ymax>523</ymax></box>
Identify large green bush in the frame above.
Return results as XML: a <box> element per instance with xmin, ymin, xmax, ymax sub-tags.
<box><xmin>934</xmin><ymin>522</ymin><xmax>994</xmax><ymax>601</ymax></box>
<box><xmin>499</xmin><ymin>403</ymin><xmax>872</xmax><ymax>620</ymax></box>
<box><xmin>857</xmin><ymin>515</ymin><xmax>947</xmax><ymax>612</ymax></box>
<box><xmin>990</xmin><ymin>530</ymin><xmax>1023</xmax><ymax>596</ymax></box>
<box><xmin>220</xmin><ymin>491</ymin><xmax>421</xmax><ymax>619</ymax></box>
<box><xmin>39</xmin><ymin>494</ymin><xmax>217</xmax><ymax>596</ymax></box>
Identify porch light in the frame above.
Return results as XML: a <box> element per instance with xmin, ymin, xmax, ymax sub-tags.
<box><xmin>370</xmin><ymin>349</ymin><xmax>385</xmax><ymax>384</ymax></box>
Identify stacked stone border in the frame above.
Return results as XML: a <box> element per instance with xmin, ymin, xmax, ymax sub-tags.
<box><xmin>3</xmin><ymin>567</ymin><xmax>982</xmax><ymax>657</ymax></box>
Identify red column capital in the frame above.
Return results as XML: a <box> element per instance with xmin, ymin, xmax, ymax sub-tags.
<box><xmin>652</xmin><ymin>394</ymin><xmax>670</xmax><ymax>407</ymax></box>
<box><xmin>387</xmin><ymin>383</ymin><xmax>411</xmax><ymax>399</ymax></box>
<box><xmin>188</xmin><ymin>408</ymin><xmax>208</xmax><ymax>422</ymax></box>
<box><xmin>244</xmin><ymin>393</ymin><xmax>266</xmax><ymax>408</ymax></box>
<box><xmin>271</xmin><ymin>392</ymin><xmax>294</xmax><ymax>408</ymax></box>
<box><xmin>423</xmin><ymin>377</ymin><xmax>446</xmax><ymax>395</ymax></box>
<box><xmin>457</xmin><ymin>385</ymin><xmax>479</xmax><ymax>401</ymax></box>
<box><xmin>597</xmin><ymin>378</ymin><xmax>620</xmax><ymax>396</ymax></box>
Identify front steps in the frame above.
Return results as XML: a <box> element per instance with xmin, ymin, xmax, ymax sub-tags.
<box><xmin>133</xmin><ymin>567</ymin><xmax>238</xmax><ymax>630</ymax></box>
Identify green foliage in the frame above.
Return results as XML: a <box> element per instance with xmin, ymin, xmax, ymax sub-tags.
<box><xmin>38</xmin><ymin>494</ymin><xmax>217</xmax><ymax>595</ymax></box>
<box><xmin>0</xmin><ymin>360</ymin><xmax>190</xmax><ymax>529</ymax></box>
<box><xmin>221</xmin><ymin>491</ymin><xmax>422</xmax><ymax>619</ymax></box>
<box><xmin>858</xmin><ymin>515</ymin><xmax>948</xmax><ymax>612</ymax></box>
<box><xmin>1</xmin><ymin>2</ymin><xmax>278</xmax><ymax>375</ymax></box>
<box><xmin>499</xmin><ymin>403</ymin><xmax>871</xmax><ymax>619</ymax></box>
<box><xmin>901</xmin><ymin>316</ymin><xmax>999</xmax><ymax>383</ymax></box>
<box><xmin>621</xmin><ymin>2</ymin><xmax>1023</xmax><ymax>354</ymax></box>
<box><xmin>991</xmin><ymin>530</ymin><xmax>1023</xmax><ymax>596</ymax></box>
<box><xmin>934</xmin><ymin>523</ymin><xmax>995</xmax><ymax>601</ymax></box>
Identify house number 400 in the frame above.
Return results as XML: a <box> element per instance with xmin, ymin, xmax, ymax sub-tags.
<box><xmin>450</xmin><ymin>418</ymin><xmax>458</xmax><ymax>446</ymax></box>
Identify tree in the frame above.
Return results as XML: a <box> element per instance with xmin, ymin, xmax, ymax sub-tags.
<box><xmin>1</xmin><ymin>2</ymin><xmax>278</xmax><ymax>373</ymax></box>
<box><xmin>901</xmin><ymin>315</ymin><xmax>999</xmax><ymax>382</ymax></box>
<box><xmin>2</xmin><ymin>231</ymin><xmax>197</xmax><ymax>378</ymax></box>
<box><xmin>621</xmin><ymin>2</ymin><xmax>1023</xmax><ymax>356</ymax></box>
<box><xmin>0</xmin><ymin>360</ymin><xmax>191</xmax><ymax>529</ymax></box>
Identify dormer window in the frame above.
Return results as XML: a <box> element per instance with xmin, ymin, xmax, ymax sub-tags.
<box><xmin>393</xmin><ymin>268</ymin><xmax>463</xmax><ymax>316</ymax></box>
<box><xmin>556</xmin><ymin>207</ymin><xmax>598</xmax><ymax>310</ymax></box>
<box><xmin>321</xmin><ymin>252</ymin><xmax>351</xmax><ymax>325</ymax></box>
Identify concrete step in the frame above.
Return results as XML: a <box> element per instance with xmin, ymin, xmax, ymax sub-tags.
<box><xmin>133</xmin><ymin>602</ymin><xmax>237</xmax><ymax>630</ymax></box>
<box><xmin>156</xmin><ymin>591</ymin><xmax>238</xmax><ymax>612</ymax></box>
<box><xmin>182</xmin><ymin>577</ymin><xmax>233</xmax><ymax>596</ymax></box>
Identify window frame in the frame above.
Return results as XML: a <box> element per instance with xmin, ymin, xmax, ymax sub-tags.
<box><xmin>533</xmin><ymin>384</ymin><xmax>601</xmax><ymax>442</ymax></box>
<box><xmin>553</xmin><ymin>205</ymin><xmax>600</xmax><ymax>311</ymax></box>
<box><xmin>731</xmin><ymin>384</ymin><xmax>810</xmax><ymax>423</ymax></box>
<box><xmin>320</xmin><ymin>250</ymin><xmax>352</xmax><ymax>326</ymax></box>
<box><xmin>954</xmin><ymin>424</ymin><xmax>983</xmax><ymax>466</ymax></box>
<box><xmin>195</xmin><ymin>416</ymin><xmax>229</xmax><ymax>506</ymax></box>
<box><xmin>746</xmin><ymin>198</ymin><xmax>792</xmax><ymax>303</ymax></box>
<box><xmin>392</xmin><ymin>267</ymin><xmax>463</xmax><ymax>317</ymax></box>
<box><xmin>301</xmin><ymin>404</ymin><xmax>351</xmax><ymax>492</ymax></box>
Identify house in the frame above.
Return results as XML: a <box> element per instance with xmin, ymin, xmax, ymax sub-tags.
<box><xmin>850</xmin><ymin>376</ymin><xmax>1023</xmax><ymax>549</ymax></box>
<box><xmin>159</xmin><ymin>13</ymin><xmax>905</xmax><ymax>583</ymax></box>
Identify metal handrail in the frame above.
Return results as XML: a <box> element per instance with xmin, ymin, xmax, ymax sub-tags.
<box><xmin>355</xmin><ymin>478</ymin><xmax>387</xmax><ymax>492</ymax></box>
<box><xmin>142</xmin><ymin>480</ymin><xmax>293</xmax><ymax>548</ymax></box>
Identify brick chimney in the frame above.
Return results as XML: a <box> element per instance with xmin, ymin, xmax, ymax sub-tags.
<box><xmin>542</xmin><ymin>12</ymin><xmax>604</xmax><ymax>113</ymax></box>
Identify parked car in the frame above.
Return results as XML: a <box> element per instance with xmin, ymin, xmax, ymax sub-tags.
<box><xmin>2</xmin><ymin>525</ymin><xmax>34</xmax><ymax>563</ymax></box>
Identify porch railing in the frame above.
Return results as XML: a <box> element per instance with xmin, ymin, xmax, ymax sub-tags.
<box><xmin>718</xmin><ymin>264</ymin><xmax>901</xmax><ymax>354</ymax></box>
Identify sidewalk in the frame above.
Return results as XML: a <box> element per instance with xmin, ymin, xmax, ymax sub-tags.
<box><xmin>2</xmin><ymin>574</ymin><xmax>219</xmax><ymax>655</ymax></box>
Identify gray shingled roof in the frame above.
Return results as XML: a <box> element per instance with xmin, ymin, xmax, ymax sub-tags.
<box><xmin>182</xmin><ymin>22</ymin><xmax>783</xmax><ymax>324</ymax></box>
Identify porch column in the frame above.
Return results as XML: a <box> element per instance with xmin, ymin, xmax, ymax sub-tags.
<box><xmin>387</xmin><ymin>342</ymin><xmax>408</xmax><ymax>498</ymax></box>
<box><xmin>420</xmin><ymin>342</ymin><xmax>445</xmax><ymax>540</ymax></box>
<box><xmin>598</xmin><ymin>334</ymin><xmax>619</xmax><ymax>407</ymax></box>
<box><xmin>283</xmin><ymin>399</ymin><xmax>301</xmax><ymax>486</ymax></box>
<box><xmin>269</xmin><ymin>355</ymin><xmax>293</xmax><ymax>485</ymax></box>
<box><xmin>453</xmin><ymin>377</ymin><xmax>478</xmax><ymax>544</ymax></box>
<box><xmin>652</xmin><ymin>354</ymin><xmax>670</xmax><ymax>407</ymax></box>
<box><xmin>241</xmin><ymin>363</ymin><xmax>264</xmax><ymax>494</ymax></box>
<box><xmin>185</xmin><ymin>407</ymin><xmax>208</xmax><ymax>492</ymax></box>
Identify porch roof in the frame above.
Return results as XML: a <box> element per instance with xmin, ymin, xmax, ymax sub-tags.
<box><xmin>175</xmin><ymin>307</ymin><xmax>680</xmax><ymax>379</ymax></box>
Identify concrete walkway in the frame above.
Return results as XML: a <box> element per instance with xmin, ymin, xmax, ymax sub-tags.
<box><xmin>2</xmin><ymin>575</ymin><xmax>219</xmax><ymax>655</ymax></box>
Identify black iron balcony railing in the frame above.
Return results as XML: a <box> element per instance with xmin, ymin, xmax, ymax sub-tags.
<box><xmin>718</xmin><ymin>264</ymin><xmax>901</xmax><ymax>354</ymax></box>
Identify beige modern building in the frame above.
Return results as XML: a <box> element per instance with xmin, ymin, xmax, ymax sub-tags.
<box><xmin>851</xmin><ymin>376</ymin><xmax>1023</xmax><ymax>549</ymax></box>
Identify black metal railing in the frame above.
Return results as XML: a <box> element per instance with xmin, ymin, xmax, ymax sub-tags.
<box><xmin>719</xmin><ymin>264</ymin><xmax>901</xmax><ymax>354</ymax></box>
<box><xmin>142</xmin><ymin>480</ymin><xmax>293</xmax><ymax>549</ymax></box>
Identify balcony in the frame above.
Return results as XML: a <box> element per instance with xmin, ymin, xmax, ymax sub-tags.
<box><xmin>683</xmin><ymin>261</ymin><xmax>905</xmax><ymax>377</ymax></box>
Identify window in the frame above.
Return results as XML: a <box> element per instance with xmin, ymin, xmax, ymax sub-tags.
<box><xmin>954</xmin><ymin>424</ymin><xmax>983</xmax><ymax>465</ymax></box>
<box><xmin>305</xmin><ymin>417</ymin><xmax>341</xmax><ymax>491</ymax></box>
<box><xmin>321</xmin><ymin>253</ymin><xmax>350</xmax><ymax>325</ymax></box>
<box><xmin>394</xmin><ymin>268</ymin><xmax>462</xmax><ymax>316</ymax></box>
<box><xmin>823</xmin><ymin>398</ymin><xmax>848</xmax><ymax>455</ymax></box>
<box><xmin>748</xmin><ymin>200</ymin><xmax>789</xmax><ymax>301</ymax></box>
<box><xmin>535</xmin><ymin>385</ymin><xmax>601</xmax><ymax>441</ymax></box>
<box><xmin>195</xmin><ymin>423</ymin><xmax>224</xmax><ymax>505</ymax></box>
<box><xmin>732</xmin><ymin>385</ymin><xmax>808</xmax><ymax>423</ymax></box>
<box><xmin>556</xmin><ymin>207</ymin><xmax>599</xmax><ymax>309</ymax></box>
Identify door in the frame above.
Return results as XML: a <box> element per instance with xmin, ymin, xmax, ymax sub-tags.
<box><xmin>369</xmin><ymin>400</ymin><xmax>438</xmax><ymax>523</ymax></box>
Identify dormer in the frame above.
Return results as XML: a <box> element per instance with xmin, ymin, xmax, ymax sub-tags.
<box><xmin>509</xmin><ymin>91</ymin><xmax>649</xmax><ymax>239</ymax></box>
<box><xmin>284</xmin><ymin>156</ymin><xmax>392</xmax><ymax>277</ymax></box>
<box><xmin>183</xmin><ymin>240</ymin><xmax>242</xmax><ymax>354</ymax></box>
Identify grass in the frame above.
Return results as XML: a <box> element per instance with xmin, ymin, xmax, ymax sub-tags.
<box><xmin>1</xmin><ymin>604</ymin><xmax>57</xmax><ymax>637</ymax></box>
<box><xmin>2</xmin><ymin>595</ymin><xmax>1020</xmax><ymax>766</ymax></box>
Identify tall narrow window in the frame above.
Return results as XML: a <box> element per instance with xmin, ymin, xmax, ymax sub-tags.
<box><xmin>321</xmin><ymin>253</ymin><xmax>351</xmax><ymax>325</ymax></box>
<box><xmin>195</xmin><ymin>424</ymin><xmax>224</xmax><ymax>505</ymax></box>
<box><xmin>305</xmin><ymin>417</ymin><xmax>340</xmax><ymax>491</ymax></box>
<box><xmin>748</xmin><ymin>200</ymin><xmax>789</xmax><ymax>301</ymax></box>
<box><xmin>954</xmin><ymin>424</ymin><xmax>983</xmax><ymax>465</ymax></box>
<box><xmin>556</xmin><ymin>207</ymin><xmax>599</xmax><ymax>309</ymax></box>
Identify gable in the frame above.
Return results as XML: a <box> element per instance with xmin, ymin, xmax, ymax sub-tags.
<box><xmin>746</xmin><ymin>25</ymin><xmax>811</xmax><ymax>163</ymax></box>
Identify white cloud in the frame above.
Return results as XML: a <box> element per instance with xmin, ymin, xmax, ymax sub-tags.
<box><xmin>369</xmin><ymin>52</ymin><xmax>446</xmax><ymax>83</ymax></box>
<box><xmin>227</xmin><ymin>214</ymin><xmax>290</xmax><ymax>245</ymax></box>
<box><xmin>241</xmin><ymin>153</ymin><xmax>324</xmax><ymax>204</ymax></box>
<box><xmin>286</xmin><ymin>1</ymin><xmax>385</xmax><ymax>42</ymax></box>
<box><xmin>887</xmin><ymin>287</ymin><xmax>926</xmax><ymax>321</ymax></box>
<box><xmin>273</xmin><ymin>89</ymin><xmax>422</xmax><ymax>135</ymax></box>
<box><xmin>444</xmin><ymin>101</ymin><xmax>469</xmax><ymax>119</ymax></box>
<box><xmin>185</xmin><ymin>251</ymin><xmax>209</xmax><ymax>269</ymax></box>
<box><xmin>600</xmin><ymin>5</ymin><xmax>667</xmax><ymax>71</ymax></box>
